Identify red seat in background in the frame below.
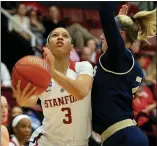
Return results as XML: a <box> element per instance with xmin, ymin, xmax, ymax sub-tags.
<box><xmin>61</xmin><ymin>8</ymin><xmax>87</xmax><ymax>27</ymax></box>
<box><xmin>84</xmin><ymin>9</ymin><xmax>101</xmax><ymax>28</ymax></box>
<box><xmin>90</xmin><ymin>28</ymin><xmax>102</xmax><ymax>39</ymax></box>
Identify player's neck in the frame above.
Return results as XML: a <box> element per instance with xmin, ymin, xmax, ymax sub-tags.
<box><xmin>125</xmin><ymin>42</ymin><xmax>131</xmax><ymax>49</ymax></box>
<box><xmin>15</xmin><ymin>135</ymin><xmax>25</xmax><ymax>146</ymax></box>
<box><xmin>55</xmin><ymin>56</ymin><xmax>70</xmax><ymax>74</ymax></box>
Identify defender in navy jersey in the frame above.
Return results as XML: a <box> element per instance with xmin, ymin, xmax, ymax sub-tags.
<box><xmin>90</xmin><ymin>2</ymin><xmax>156</xmax><ymax>146</ymax></box>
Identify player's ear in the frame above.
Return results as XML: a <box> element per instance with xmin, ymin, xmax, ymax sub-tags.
<box><xmin>120</xmin><ymin>31</ymin><xmax>126</xmax><ymax>41</ymax></box>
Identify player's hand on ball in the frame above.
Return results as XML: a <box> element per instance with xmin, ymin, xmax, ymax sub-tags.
<box><xmin>12</xmin><ymin>80</ymin><xmax>36</xmax><ymax>106</ymax></box>
<box><xmin>43</xmin><ymin>47</ymin><xmax>56</xmax><ymax>77</ymax></box>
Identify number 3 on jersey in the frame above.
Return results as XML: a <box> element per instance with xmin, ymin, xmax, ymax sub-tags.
<box><xmin>61</xmin><ymin>107</ymin><xmax>72</xmax><ymax>124</ymax></box>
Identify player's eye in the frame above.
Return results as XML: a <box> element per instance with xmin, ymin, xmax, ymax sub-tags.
<box><xmin>63</xmin><ymin>34</ymin><xmax>69</xmax><ymax>38</ymax></box>
<box><xmin>52</xmin><ymin>34</ymin><xmax>58</xmax><ymax>37</ymax></box>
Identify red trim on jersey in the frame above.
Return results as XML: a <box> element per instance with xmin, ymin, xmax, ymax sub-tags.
<box><xmin>34</xmin><ymin>137</ymin><xmax>39</xmax><ymax>146</ymax></box>
<box><xmin>69</xmin><ymin>60</ymin><xmax>76</xmax><ymax>72</ymax></box>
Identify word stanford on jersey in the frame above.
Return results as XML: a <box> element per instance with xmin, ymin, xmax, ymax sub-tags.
<box><xmin>44</xmin><ymin>95</ymin><xmax>79</xmax><ymax>108</ymax></box>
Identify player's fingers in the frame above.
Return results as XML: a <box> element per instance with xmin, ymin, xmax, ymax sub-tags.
<box><xmin>44</xmin><ymin>54</ymin><xmax>52</xmax><ymax>66</ymax></box>
<box><xmin>122</xmin><ymin>4</ymin><xmax>126</xmax><ymax>7</ymax></box>
<box><xmin>122</xmin><ymin>5</ymin><xmax>127</xmax><ymax>9</ymax></box>
<box><xmin>119</xmin><ymin>9</ymin><xmax>121</xmax><ymax>13</ymax></box>
<box><xmin>43</xmin><ymin>47</ymin><xmax>48</xmax><ymax>52</ymax></box>
<box><xmin>47</xmin><ymin>49</ymin><xmax>54</xmax><ymax>59</ymax></box>
<box><xmin>123</xmin><ymin>4</ymin><xmax>128</xmax><ymax>13</ymax></box>
<box><xmin>21</xmin><ymin>82</ymin><xmax>31</xmax><ymax>97</ymax></box>
<box><xmin>43</xmin><ymin>49</ymin><xmax>48</xmax><ymax>59</ymax></box>
<box><xmin>43</xmin><ymin>51</ymin><xmax>46</xmax><ymax>57</ymax></box>
<box><xmin>25</xmin><ymin>86</ymin><xmax>36</xmax><ymax>98</ymax></box>
<box><xmin>16</xmin><ymin>80</ymin><xmax>21</xmax><ymax>93</ymax></box>
<box><xmin>45</xmin><ymin>48</ymin><xmax>51</xmax><ymax>56</ymax></box>
<box><xmin>125</xmin><ymin>6</ymin><xmax>128</xmax><ymax>14</ymax></box>
<box><xmin>11</xmin><ymin>85</ymin><xmax>17</xmax><ymax>98</ymax></box>
<box><xmin>43</xmin><ymin>47</ymin><xmax>47</xmax><ymax>50</ymax></box>
<box><xmin>43</xmin><ymin>48</ymin><xmax>54</xmax><ymax>67</ymax></box>
<box><xmin>45</xmin><ymin>56</ymin><xmax>50</xmax><ymax>65</ymax></box>
<box><xmin>119</xmin><ymin>9</ymin><xmax>122</xmax><ymax>14</ymax></box>
<box><xmin>46</xmin><ymin>54</ymin><xmax>53</xmax><ymax>65</ymax></box>
<box><xmin>122</xmin><ymin>5</ymin><xmax>126</xmax><ymax>10</ymax></box>
<box><xmin>43</xmin><ymin>47</ymin><xmax>50</xmax><ymax>56</ymax></box>
<box><xmin>11</xmin><ymin>84</ymin><xmax>16</xmax><ymax>93</ymax></box>
<box><xmin>43</xmin><ymin>47</ymin><xmax>49</xmax><ymax>54</ymax></box>
<box><xmin>44</xmin><ymin>47</ymin><xmax>51</xmax><ymax>56</ymax></box>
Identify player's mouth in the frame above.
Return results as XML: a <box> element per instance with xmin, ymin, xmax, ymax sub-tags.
<box><xmin>25</xmin><ymin>134</ymin><xmax>30</xmax><ymax>137</ymax></box>
<box><xmin>56</xmin><ymin>41</ymin><xmax>64</xmax><ymax>46</ymax></box>
<box><xmin>2</xmin><ymin>114</ymin><xmax>6</xmax><ymax>118</ymax></box>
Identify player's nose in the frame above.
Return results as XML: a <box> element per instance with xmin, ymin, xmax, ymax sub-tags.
<box><xmin>57</xmin><ymin>35</ymin><xmax>64</xmax><ymax>40</ymax></box>
<box><xmin>24</xmin><ymin>127</ymin><xmax>31</xmax><ymax>133</ymax></box>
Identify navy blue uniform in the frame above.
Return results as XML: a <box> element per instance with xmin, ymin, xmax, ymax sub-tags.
<box><xmin>90</xmin><ymin>2</ymin><xmax>149</xmax><ymax>146</ymax></box>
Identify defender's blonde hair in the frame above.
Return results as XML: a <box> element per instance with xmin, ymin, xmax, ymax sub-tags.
<box><xmin>116</xmin><ymin>8</ymin><xmax>156</xmax><ymax>43</ymax></box>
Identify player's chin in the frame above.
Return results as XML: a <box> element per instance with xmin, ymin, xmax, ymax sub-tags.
<box><xmin>56</xmin><ymin>46</ymin><xmax>70</xmax><ymax>54</ymax></box>
<box><xmin>54</xmin><ymin>50</ymin><xmax>69</xmax><ymax>58</ymax></box>
<box><xmin>102</xmin><ymin>45</ymin><xmax>108</xmax><ymax>52</ymax></box>
<box><xmin>2</xmin><ymin>115</ymin><xmax>7</xmax><ymax>121</ymax></box>
<box><xmin>24</xmin><ymin>135</ymin><xmax>31</xmax><ymax>141</ymax></box>
<box><xmin>102</xmin><ymin>48</ymin><xmax>107</xmax><ymax>53</ymax></box>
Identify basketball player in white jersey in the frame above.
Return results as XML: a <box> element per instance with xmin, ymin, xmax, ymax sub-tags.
<box><xmin>12</xmin><ymin>27</ymin><xmax>93</xmax><ymax>146</ymax></box>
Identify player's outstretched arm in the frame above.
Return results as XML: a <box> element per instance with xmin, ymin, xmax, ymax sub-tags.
<box><xmin>12</xmin><ymin>81</ymin><xmax>39</xmax><ymax>107</ymax></box>
<box><xmin>44</xmin><ymin>47</ymin><xmax>93</xmax><ymax>100</ymax></box>
<box><xmin>99</xmin><ymin>2</ymin><xmax>126</xmax><ymax>58</ymax></box>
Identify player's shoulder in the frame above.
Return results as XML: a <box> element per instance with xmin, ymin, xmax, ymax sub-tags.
<box><xmin>1</xmin><ymin>125</ymin><xmax>7</xmax><ymax>131</ymax></box>
<box><xmin>1</xmin><ymin>125</ymin><xmax>9</xmax><ymax>137</ymax></box>
<box><xmin>69</xmin><ymin>61</ymin><xmax>93</xmax><ymax>72</ymax></box>
<box><xmin>76</xmin><ymin>61</ymin><xmax>93</xmax><ymax>69</ymax></box>
<box><xmin>1</xmin><ymin>62</ymin><xmax>6</xmax><ymax>68</ymax></box>
<box><xmin>75</xmin><ymin>61</ymin><xmax>93</xmax><ymax>77</ymax></box>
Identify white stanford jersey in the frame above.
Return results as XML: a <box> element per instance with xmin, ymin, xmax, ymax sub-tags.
<box><xmin>39</xmin><ymin>61</ymin><xmax>93</xmax><ymax>145</ymax></box>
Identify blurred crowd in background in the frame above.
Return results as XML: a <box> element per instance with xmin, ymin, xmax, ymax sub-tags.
<box><xmin>1</xmin><ymin>1</ymin><xmax>156</xmax><ymax>146</ymax></box>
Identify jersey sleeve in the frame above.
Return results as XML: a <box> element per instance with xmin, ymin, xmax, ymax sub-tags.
<box><xmin>75</xmin><ymin>61</ymin><xmax>93</xmax><ymax>77</ymax></box>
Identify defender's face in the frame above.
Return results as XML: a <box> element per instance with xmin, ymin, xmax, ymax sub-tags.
<box><xmin>100</xmin><ymin>34</ymin><xmax>108</xmax><ymax>52</ymax></box>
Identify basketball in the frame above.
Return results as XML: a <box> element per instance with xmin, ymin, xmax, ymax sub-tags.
<box><xmin>12</xmin><ymin>55</ymin><xmax>51</xmax><ymax>95</ymax></box>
